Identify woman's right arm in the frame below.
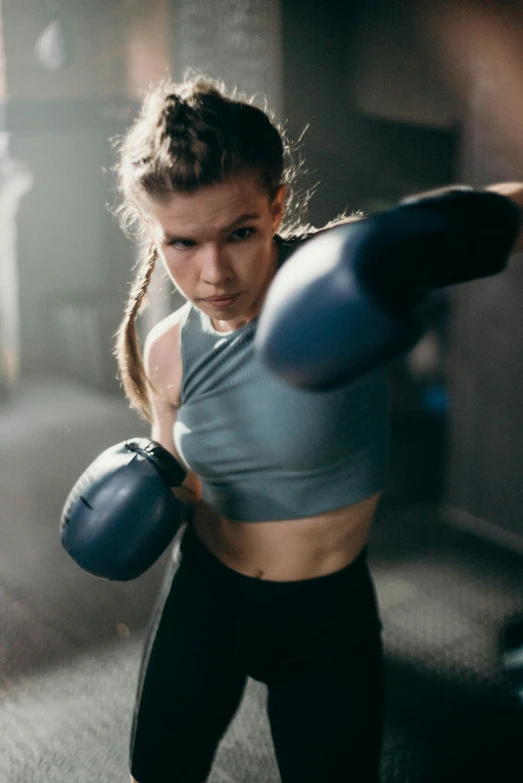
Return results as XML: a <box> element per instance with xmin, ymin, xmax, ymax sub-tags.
<box><xmin>143</xmin><ymin>312</ymin><xmax>202</xmax><ymax>509</ymax></box>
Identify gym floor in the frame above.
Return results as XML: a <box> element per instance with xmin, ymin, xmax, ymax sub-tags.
<box><xmin>1</xmin><ymin>378</ymin><xmax>522</xmax><ymax>782</ymax></box>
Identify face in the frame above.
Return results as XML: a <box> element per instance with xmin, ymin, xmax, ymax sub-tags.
<box><xmin>143</xmin><ymin>173</ymin><xmax>286</xmax><ymax>332</ymax></box>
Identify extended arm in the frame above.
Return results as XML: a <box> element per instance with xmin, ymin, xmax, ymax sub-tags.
<box><xmin>378</xmin><ymin>182</ymin><xmax>522</xmax><ymax>303</ymax></box>
<box><xmin>256</xmin><ymin>181</ymin><xmax>523</xmax><ymax>391</ymax></box>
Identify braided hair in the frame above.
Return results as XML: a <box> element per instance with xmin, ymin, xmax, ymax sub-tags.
<box><xmin>114</xmin><ymin>76</ymin><xmax>295</xmax><ymax>421</ymax></box>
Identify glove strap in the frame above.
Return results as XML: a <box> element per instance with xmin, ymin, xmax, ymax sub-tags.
<box><xmin>125</xmin><ymin>438</ymin><xmax>187</xmax><ymax>487</ymax></box>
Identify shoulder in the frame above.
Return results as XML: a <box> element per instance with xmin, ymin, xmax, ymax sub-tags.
<box><xmin>144</xmin><ymin>302</ymin><xmax>191</xmax><ymax>404</ymax></box>
<box><xmin>279</xmin><ymin>211</ymin><xmax>367</xmax><ymax>250</ymax></box>
<box><xmin>144</xmin><ymin>302</ymin><xmax>190</xmax><ymax>366</ymax></box>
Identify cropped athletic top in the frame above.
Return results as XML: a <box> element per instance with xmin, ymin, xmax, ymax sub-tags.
<box><xmin>173</xmin><ymin>236</ymin><xmax>389</xmax><ymax>522</ymax></box>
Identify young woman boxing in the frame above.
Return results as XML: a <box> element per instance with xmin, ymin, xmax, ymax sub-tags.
<box><xmin>63</xmin><ymin>75</ymin><xmax>523</xmax><ymax>783</ymax></box>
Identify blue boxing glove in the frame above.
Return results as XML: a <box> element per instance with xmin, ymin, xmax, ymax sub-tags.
<box><xmin>256</xmin><ymin>220</ymin><xmax>424</xmax><ymax>391</ymax></box>
<box><xmin>256</xmin><ymin>188</ymin><xmax>521</xmax><ymax>391</ymax></box>
<box><xmin>61</xmin><ymin>438</ymin><xmax>187</xmax><ymax>581</ymax></box>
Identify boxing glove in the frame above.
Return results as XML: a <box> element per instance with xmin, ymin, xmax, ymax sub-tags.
<box><xmin>61</xmin><ymin>438</ymin><xmax>187</xmax><ymax>581</ymax></box>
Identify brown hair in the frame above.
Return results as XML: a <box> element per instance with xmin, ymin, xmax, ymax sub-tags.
<box><xmin>114</xmin><ymin>75</ymin><xmax>298</xmax><ymax>421</ymax></box>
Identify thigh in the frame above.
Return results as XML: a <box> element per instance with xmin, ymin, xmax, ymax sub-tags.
<box><xmin>266</xmin><ymin>571</ymin><xmax>385</xmax><ymax>783</ymax></box>
<box><xmin>130</xmin><ymin>549</ymin><xmax>248</xmax><ymax>783</ymax></box>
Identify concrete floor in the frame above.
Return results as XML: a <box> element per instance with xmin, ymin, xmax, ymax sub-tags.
<box><xmin>1</xmin><ymin>377</ymin><xmax>523</xmax><ymax>782</ymax></box>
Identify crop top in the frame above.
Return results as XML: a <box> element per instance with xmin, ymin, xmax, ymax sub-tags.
<box><xmin>173</xmin><ymin>236</ymin><xmax>389</xmax><ymax>522</ymax></box>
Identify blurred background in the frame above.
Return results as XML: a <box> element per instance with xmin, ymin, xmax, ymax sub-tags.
<box><xmin>1</xmin><ymin>0</ymin><xmax>523</xmax><ymax>781</ymax></box>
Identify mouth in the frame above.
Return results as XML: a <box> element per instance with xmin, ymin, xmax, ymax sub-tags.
<box><xmin>203</xmin><ymin>293</ymin><xmax>241</xmax><ymax>309</ymax></box>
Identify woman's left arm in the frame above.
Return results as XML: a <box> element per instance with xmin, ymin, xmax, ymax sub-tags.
<box><xmin>486</xmin><ymin>182</ymin><xmax>523</xmax><ymax>253</ymax></box>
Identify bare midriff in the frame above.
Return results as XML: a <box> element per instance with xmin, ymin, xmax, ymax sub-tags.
<box><xmin>190</xmin><ymin>491</ymin><xmax>382</xmax><ymax>582</ymax></box>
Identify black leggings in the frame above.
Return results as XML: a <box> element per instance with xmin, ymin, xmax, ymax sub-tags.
<box><xmin>130</xmin><ymin>523</ymin><xmax>385</xmax><ymax>783</ymax></box>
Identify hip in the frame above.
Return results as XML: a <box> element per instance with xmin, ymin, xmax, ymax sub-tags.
<box><xmin>178</xmin><ymin>519</ymin><xmax>382</xmax><ymax>634</ymax></box>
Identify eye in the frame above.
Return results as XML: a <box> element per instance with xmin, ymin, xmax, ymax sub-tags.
<box><xmin>229</xmin><ymin>227</ymin><xmax>256</xmax><ymax>242</ymax></box>
<box><xmin>166</xmin><ymin>238</ymin><xmax>196</xmax><ymax>250</ymax></box>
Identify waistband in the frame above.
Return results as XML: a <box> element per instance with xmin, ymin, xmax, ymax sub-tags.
<box><xmin>178</xmin><ymin>520</ymin><xmax>370</xmax><ymax>606</ymax></box>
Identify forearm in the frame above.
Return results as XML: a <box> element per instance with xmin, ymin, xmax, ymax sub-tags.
<box><xmin>486</xmin><ymin>182</ymin><xmax>523</xmax><ymax>253</ymax></box>
<box><xmin>403</xmin><ymin>181</ymin><xmax>523</xmax><ymax>256</ymax></box>
<box><xmin>172</xmin><ymin>485</ymin><xmax>219</xmax><ymax>527</ymax></box>
<box><xmin>380</xmin><ymin>184</ymin><xmax>523</xmax><ymax>299</ymax></box>
<box><xmin>170</xmin><ymin>462</ymin><xmax>203</xmax><ymax>513</ymax></box>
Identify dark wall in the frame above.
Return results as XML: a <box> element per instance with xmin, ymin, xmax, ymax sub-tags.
<box><xmin>280</xmin><ymin>0</ymin><xmax>357</xmax><ymax>225</ymax></box>
<box><xmin>281</xmin><ymin>0</ymin><xmax>460</xmax><ymax>225</ymax></box>
<box><xmin>448</xmin><ymin>261</ymin><xmax>523</xmax><ymax>535</ymax></box>
<box><xmin>447</xmin><ymin>31</ymin><xmax>523</xmax><ymax>539</ymax></box>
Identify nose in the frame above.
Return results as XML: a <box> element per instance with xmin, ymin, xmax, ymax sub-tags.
<box><xmin>200</xmin><ymin>243</ymin><xmax>231</xmax><ymax>286</ymax></box>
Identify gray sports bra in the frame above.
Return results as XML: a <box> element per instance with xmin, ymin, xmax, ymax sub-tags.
<box><xmin>173</xmin><ymin>237</ymin><xmax>389</xmax><ymax>522</ymax></box>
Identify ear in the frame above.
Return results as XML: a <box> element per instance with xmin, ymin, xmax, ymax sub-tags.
<box><xmin>271</xmin><ymin>184</ymin><xmax>287</xmax><ymax>233</ymax></box>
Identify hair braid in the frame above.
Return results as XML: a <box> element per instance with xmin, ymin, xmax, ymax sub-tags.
<box><xmin>115</xmin><ymin>241</ymin><xmax>158</xmax><ymax>421</ymax></box>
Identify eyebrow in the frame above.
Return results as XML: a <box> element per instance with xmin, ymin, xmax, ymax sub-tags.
<box><xmin>163</xmin><ymin>212</ymin><xmax>261</xmax><ymax>243</ymax></box>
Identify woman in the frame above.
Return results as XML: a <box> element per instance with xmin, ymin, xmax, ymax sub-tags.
<box><xmin>114</xmin><ymin>76</ymin><xmax>521</xmax><ymax>783</ymax></box>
